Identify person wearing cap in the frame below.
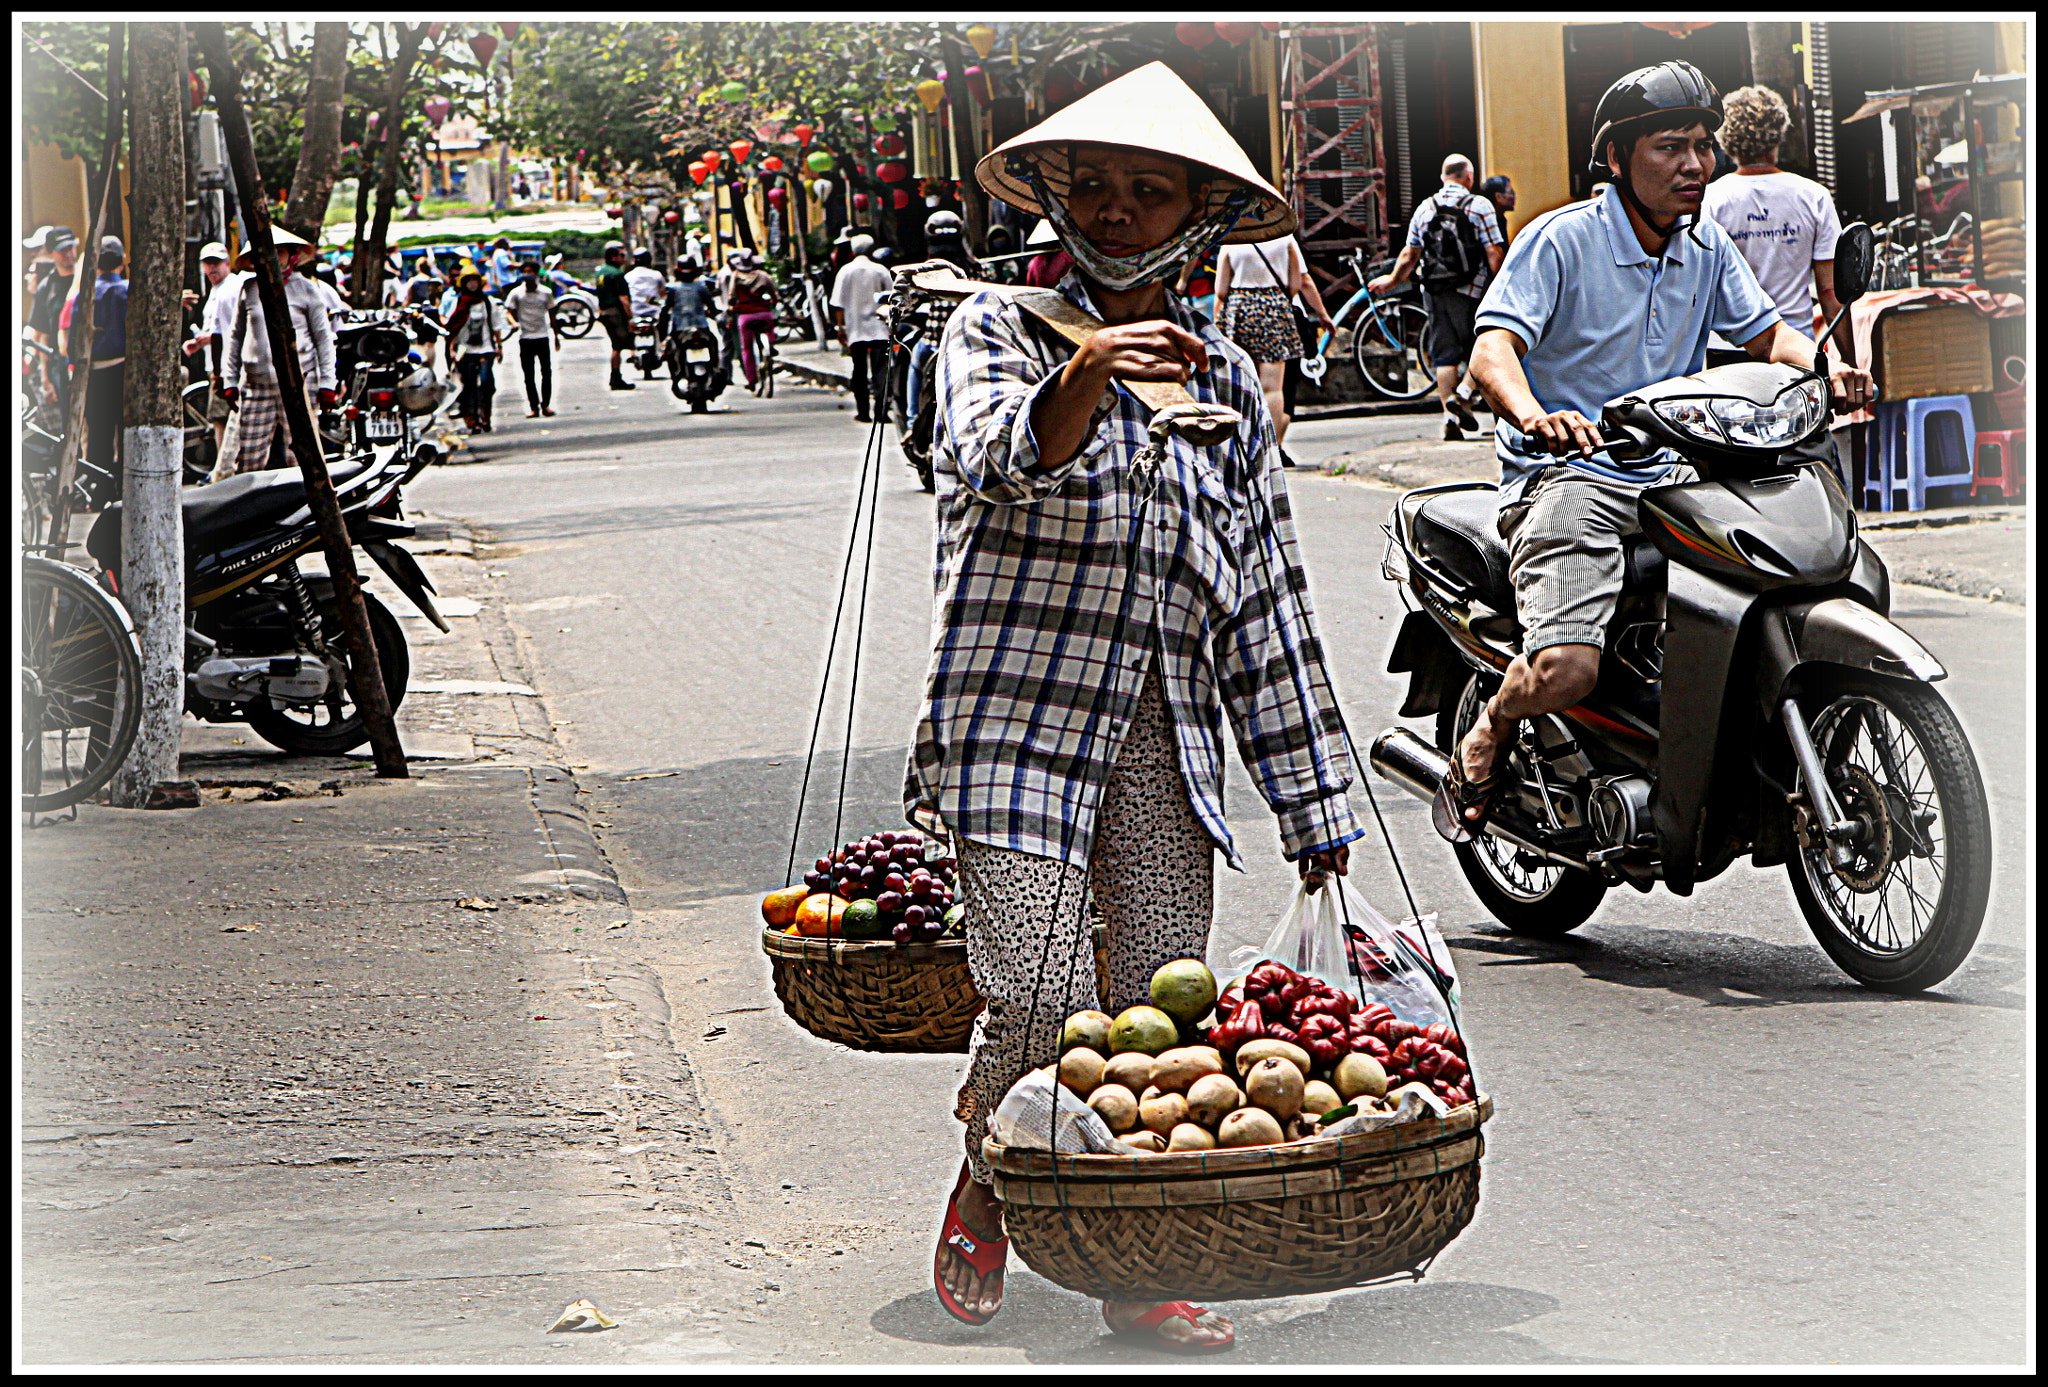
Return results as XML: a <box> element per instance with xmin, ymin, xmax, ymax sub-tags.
<box><xmin>913</xmin><ymin>62</ymin><xmax>1361</xmax><ymax>1352</ymax></box>
<box><xmin>1438</xmin><ymin>62</ymin><xmax>1872</xmax><ymax>839</ymax></box>
<box><xmin>595</xmin><ymin>242</ymin><xmax>635</xmax><ymax>390</ymax></box>
<box><xmin>70</xmin><ymin>236</ymin><xmax>133</xmax><ymax>489</ymax></box>
<box><xmin>503</xmin><ymin>260</ymin><xmax>562</xmax><ymax>418</ymax></box>
<box><xmin>184</xmin><ymin>242</ymin><xmax>245</xmax><ymax>450</ymax></box>
<box><xmin>27</xmin><ymin>227</ymin><xmax>81</xmax><ymax>408</ymax></box>
<box><xmin>725</xmin><ymin>250</ymin><xmax>778</xmax><ymax>390</ymax></box>
<box><xmin>829</xmin><ymin>233</ymin><xmax>892</xmax><ymax>423</ymax></box>
<box><xmin>211</xmin><ymin>228</ymin><xmax>339</xmax><ymax>482</ymax></box>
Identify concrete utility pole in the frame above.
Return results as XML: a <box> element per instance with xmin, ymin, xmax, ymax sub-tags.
<box><xmin>194</xmin><ymin>22</ymin><xmax>409</xmax><ymax>779</ymax></box>
<box><xmin>110</xmin><ymin>22</ymin><xmax>191</xmax><ymax>810</ymax></box>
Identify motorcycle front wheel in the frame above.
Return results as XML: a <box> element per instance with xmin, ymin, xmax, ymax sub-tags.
<box><xmin>553</xmin><ymin>299</ymin><xmax>594</xmax><ymax>339</ymax></box>
<box><xmin>243</xmin><ymin>580</ymin><xmax>409</xmax><ymax>756</ymax></box>
<box><xmin>1785</xmin><ymin>671</ymin><xmax>1991</xmax><ymax>993</ymax></box>
<box><xmin>1439</xmin><ymin>674</ymin><xmax>1609</xmax><ymax>936</ymax></box>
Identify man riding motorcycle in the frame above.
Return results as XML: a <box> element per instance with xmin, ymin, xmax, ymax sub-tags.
<box><xmin>1441</xmin><ymin>61</ymin><xmax>1874</xmax><ymax>839</ymax></box>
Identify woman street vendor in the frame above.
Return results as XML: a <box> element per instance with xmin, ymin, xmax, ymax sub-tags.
<box><xmin>911</xmin><ymin>63</ymin><xmax>1365</xmax><ymax>1353</ymax></box>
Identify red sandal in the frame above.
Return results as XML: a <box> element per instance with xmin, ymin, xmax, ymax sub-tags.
<box><xmin>1109</xmin><ymin>1300</ymin><xmax>1237</xmax><ymax>1354</ymax></box>
<box><xmin>933</xmin><ymin>1191</ymin><xmax>1008</xmax><ymax>1326</ymax></box>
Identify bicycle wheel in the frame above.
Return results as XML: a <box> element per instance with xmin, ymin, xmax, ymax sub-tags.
<box><xmin>553</xmin><ymin>299</ymin><xmax>594</xmax><ymax>338</ymax></box>
<box><xmin>1353</xmin><ymin>301</ymin><xmax>1434</xmax><ymax>401</ymax></box>
<box><xmin>753</xmin><ymin>344</ymin><xmax>775</xmax><ymax>398</ymax></box>
<box><xmin>183</xmin><ymin>386</ymin><xmax>218</xmax><ymax>484</ymax></box>
<box><xmin>21</xmin><ymin>556</ymin><xmax>143</xmax><ymax>812</ymax></box>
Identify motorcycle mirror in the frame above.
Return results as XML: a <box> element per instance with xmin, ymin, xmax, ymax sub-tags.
<box><xmin>1833</xmin><ymin>223</ymin><xmax>1874</xmax><ymax>307</ymax></box>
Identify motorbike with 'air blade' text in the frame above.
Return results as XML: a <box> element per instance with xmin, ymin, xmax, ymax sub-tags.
<box><xmin>1368</xmin><ymin>224</ymin><xmax>1991</xmax><ymax>994</ymax></box>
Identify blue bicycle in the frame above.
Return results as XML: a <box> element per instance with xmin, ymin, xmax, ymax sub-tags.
<box><xmin>1298</xmin><ymin>247</ymin><xmax>1434</xmax><ymax>402</ymax></box>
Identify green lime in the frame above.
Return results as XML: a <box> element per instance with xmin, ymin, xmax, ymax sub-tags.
<box><xmin>942</xmin><ymin>903</ymin><xmax>967</xmax><ymax>936</ymax></box>
<box><xmin>841</xmin><ymin>898</ymin><xmax>882</xmax><ymax>939</ymax></box>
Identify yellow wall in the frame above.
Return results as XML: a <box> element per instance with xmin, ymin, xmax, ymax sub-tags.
<box><xmin>1994</xmin><ymin>21</ymin><xmax>2025</xmax><ymax>73</ymax></box>
<box><xmin>1472</xmin><ymin>23</ymin><xmax>1573</xmax><ymax>238</ymax></box>
<box><xmin>24</xmin><ymin>141</ymin><xmax>90</xmax><ymax>246</ymax></box>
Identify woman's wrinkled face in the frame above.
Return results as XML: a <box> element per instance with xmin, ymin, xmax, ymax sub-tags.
<box><xmin>1063</xmin><ymin>145</ymin><xmax>1204</xmax><ymax>259</ymax></box>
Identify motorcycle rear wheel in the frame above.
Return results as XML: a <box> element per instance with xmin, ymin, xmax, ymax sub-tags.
<box><xmin>1439</xmin><ymin>674</ymin><xmax>1609</xmax><ymax>936</ymax></box>
<box><xmin>1785</xmin><ymin>671</ymin><xmax>1990</xmax><ymax>993</ymax></box>
<box><xmin>243</xmin><ymin>580</ymin><xmax>409</xmax><ymax>756</ymax></box>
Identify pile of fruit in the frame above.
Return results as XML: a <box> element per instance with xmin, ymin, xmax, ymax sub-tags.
<box><xmin>760</xmin><ymin>831</ymin><xmax>965</xmax><ymax>942</ymax></box>
<box><xmin>1040</xmin><ymin>958</ymin><xmax>1466</xmax><ymax>1155</ymax></box>
<box><xmin>1207</xmin><ymin>960</ymin><xmax>1472</xmax><ymax>1109</ymax></box>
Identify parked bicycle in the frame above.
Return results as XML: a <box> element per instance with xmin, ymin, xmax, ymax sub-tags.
<box><xmin>21</xmin><ymin>555</ymin><xmax>143</xmax><ymax>813</ymax></box>
<box><xmin>1298</xmin><ymin>246</ymin><xmax>1434</xmax><ymax>402</ymax></box>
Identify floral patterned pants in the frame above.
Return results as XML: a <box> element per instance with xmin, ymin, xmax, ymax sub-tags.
<box><xmin>952</xmin><ymin>673</ymin><xmax>1215</xmax><ymax>1184</ymax></box>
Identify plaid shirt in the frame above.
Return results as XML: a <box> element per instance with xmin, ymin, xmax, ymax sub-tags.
<box><xmin>904</xmin><ymin>271</ymin><xmax>1362</xmax><ymax>871</ymax></box>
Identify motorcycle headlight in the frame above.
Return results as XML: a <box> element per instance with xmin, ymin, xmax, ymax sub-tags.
<box><xmin>1653</xmin><ymin>381</ymin><xmax>1827</xmax><ymax>449</ymax></box>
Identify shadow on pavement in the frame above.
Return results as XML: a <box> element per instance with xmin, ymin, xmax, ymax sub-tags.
<box><xmin>869</xmin><ymin>1270</ymin><xmax>1614</xmax><ymax>1363</ymax></box>
<box><xmin>1450</xmin><ymin>921</ymin><xmax>2024</xmax><ymax>1012</ymax></box>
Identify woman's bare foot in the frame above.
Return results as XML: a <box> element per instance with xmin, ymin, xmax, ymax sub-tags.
<box><xmin>1102</xmin><ymin>1299</ymin><xmax>1236</xmax><ymax>1350</ymax></box>
<box><xmin>936</xmin><ymin>1160</ymin><xmax>1006</xmax><ymax>1320</ymax></box>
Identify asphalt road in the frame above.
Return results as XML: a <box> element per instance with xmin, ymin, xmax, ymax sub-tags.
<box><xmin>411</xmin><ymin>334</ymin><xmax>2028</xmax><ymax>1365</ymax></box>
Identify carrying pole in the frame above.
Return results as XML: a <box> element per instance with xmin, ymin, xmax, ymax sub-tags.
<box><xmin>194</xmin><ymin>22</ymin><xmax>409</xmax><ymax>780</ymax></box>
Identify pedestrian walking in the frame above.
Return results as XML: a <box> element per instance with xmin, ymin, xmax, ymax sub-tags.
<box><xmin>27</xmin><ymin>226</ymin><xmax>80</xmax><ymax>414</ymax></box>
<box><xmin>77</xmin><ymin>236</ymin><xmax>131</xmax><ymax>497</ymax></box>
<box><xmin>726</xmin><ymin>250</ymin><xmax>778</xmax><ymax>390</ymax></box>
<box><xmin>1703</xmin><ymin>85</ymin><xmax>1847</xmax><ymax>352</ymax></box>
<box><xmin>185</xmin><ymin>241</ymin><xmax>244</xmax><ymax>451</ymax></box>
<box><xmin>212</xmin><ymin>228</ymin><xmax>337</xmax><ymax>482</ymax></box>
<box><xmin>445</xmin><ymin>269</ymin><xmax>507</xmax><ymax>433</ymax></box>
<box><xmin>503</xmin><ymin>260</ymin><xmax>561</xmax><ymax>417</ymax></box>
<box><xmin>1368</xmin><ymin>153</ymin><xmax>1506</xmax><ymax>439</ymax></box>
<box><xmin>917</xmin><ymin>61</ymin><xmax>1360</xmax><ymax>1353</ymax></box>
<box><xmin>1212</xmin><ymin>231</ymin><xmax>1333</xmax><ymax>455</ymax></box>
<box><xmin>595</xmin><ymin>241</ymin><xmax>636</xmax><ymax>390</ymax></box>
<box><xmin>829</xmin><ymin>233</ymin><xmax>893</xmax><ymax>423</ymax></box>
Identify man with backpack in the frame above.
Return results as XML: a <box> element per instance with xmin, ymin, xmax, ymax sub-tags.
<box><xmin>1369</xmin><ymin>153</ymin><xmax>1505</xmax><ymax>439</ymax></box>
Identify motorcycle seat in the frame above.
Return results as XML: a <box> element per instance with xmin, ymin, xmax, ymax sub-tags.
<box><xmin>1411</xmin><ymin>486</ymin><xmax>1667</xmax><ymax>616</ymax></box>
<box><xmin>178</xmin><ymin>455</ymin><xmax>375</xmax><ymax>541</ymax></box>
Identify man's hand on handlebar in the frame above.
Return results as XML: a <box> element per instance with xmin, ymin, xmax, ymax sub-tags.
<box><xmin>1516</xmin><ymin>407</ymin><xmax>1606</xmax><ymax>460</ymax></box>
<box><xmin>1827</xmin><ymin>360</ymin><xmax>1875</xmax><ymax>413</ymax></box>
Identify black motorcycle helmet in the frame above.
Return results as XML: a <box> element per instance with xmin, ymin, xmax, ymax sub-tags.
<box><xmin>1587</xmin><ymin>60</ymin><xmax>1723</xmax><ymax>248</ymax></box>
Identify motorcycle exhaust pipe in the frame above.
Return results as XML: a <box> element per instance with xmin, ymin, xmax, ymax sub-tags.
<box><xmin>1368</xmin><ymin>727</ymin><xmax>1590</xmax><ymax>871</ymax></box>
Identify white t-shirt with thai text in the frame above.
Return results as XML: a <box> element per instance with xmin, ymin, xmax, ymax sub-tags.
<box><xmin>1702</xmin><ymin>169</ymin><xmax>1842</xmax><ymax>334</ymax></box>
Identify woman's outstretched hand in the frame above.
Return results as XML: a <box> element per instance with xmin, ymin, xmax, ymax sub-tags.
<box><xmin>1297</xmin><ymin>844</ymin><xmax>1350</xmax><ymax>894</ymax></box>
<box><xmin>1071</xmin><ymin>320</ymin><xmax>1209</xmax><ymax>386</ymax></box>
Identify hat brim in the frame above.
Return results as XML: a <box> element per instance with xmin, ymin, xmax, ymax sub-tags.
<box><xmin>975</xmin><ymin>62</ymin><xmax>1296</xmax><ymax>245</ymax></box>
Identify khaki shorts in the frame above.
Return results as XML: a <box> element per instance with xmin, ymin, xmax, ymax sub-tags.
<box><xmin>1498</xmin><ymin>463</ymin><xmax>1697</xmax><ymax>654</ymax></box>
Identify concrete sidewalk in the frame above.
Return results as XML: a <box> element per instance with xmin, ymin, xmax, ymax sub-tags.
<box><xmin>20</xmin><ymin>520</ymin><xmax>757</xmax><ymax>1364</ymax></box>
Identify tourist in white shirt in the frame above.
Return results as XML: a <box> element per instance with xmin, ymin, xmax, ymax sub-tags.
<box><xmin>185</xmin><ymin>242</ymin><xmax>245</xmax><ymax>450</ymax></box>
<box><xmin>502</xmin><ymin>260</ymin><xmax>561</xmax><ymax>417</ymax></box>
<box><xmin>1703</xmin><ymin>84</ymin><xmax>1847</xmax><ymax>352</ymax></box>
<box><xmin>829</xmin><ymin>234</ymin><xmax>893</xmax><ymax>423</ymax></box>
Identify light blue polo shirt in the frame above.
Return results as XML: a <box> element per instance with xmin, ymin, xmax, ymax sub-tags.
<box><xmin>1474</xmin><ymin>181</ymin><xmax>1781</xmax><ymax>504</ymax></box>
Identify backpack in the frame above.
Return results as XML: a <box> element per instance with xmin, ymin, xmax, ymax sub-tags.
<box><xmin>1418</xmin><ymin>189</ymin><xmax>1485</xmax><ymax>293</ymax></box>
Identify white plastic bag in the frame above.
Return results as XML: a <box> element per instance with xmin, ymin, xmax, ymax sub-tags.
<box><xmin>1228</xmin><ymin>876</ymin><xmax>1463</xmax><ymax>1032</ymax></box>
<box><xmin>1315</xmin><ymin>1082</ymin><xmax>1448</xmax><ymax>1139</ymax></box>
<box><xmin>989</xmin><ymin>1068</ymin><xmax>1143</xmax><ymax>1155</ymax></box>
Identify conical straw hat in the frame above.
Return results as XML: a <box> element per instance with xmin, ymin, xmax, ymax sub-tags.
<box><xmin>233</xmin><ymin>225</ymin><xmax>314</xmax><ymax>270</ymax></box>
<box><xmin>977</xmin><ymin>62</ymin><xmax>1295</xmax><ymax>244</ymax></box>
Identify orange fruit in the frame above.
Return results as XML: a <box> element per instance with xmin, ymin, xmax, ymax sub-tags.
<box><xmin>761</xmin><ymin>884</ymin><xmax>810</xmax><ymax>927</ymax></box>
<box><xmin>794</xmin><ymin>893</ymin><xmax>848</xmax><ymax>938</ymax></box>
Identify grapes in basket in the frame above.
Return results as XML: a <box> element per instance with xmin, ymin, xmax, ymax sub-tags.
<box><xmin>760</xmin><ymin>831</ymin><xmax>963</xmax><ymax>943</ymax></box>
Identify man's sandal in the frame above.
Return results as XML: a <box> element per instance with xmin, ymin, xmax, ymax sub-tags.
<box><xmin>1108</xmin><ymin>1301</ymin><xmax>1237</xmax><ymax>1354</ymax></box>
<box><xmin>1433</xmin><ymin>752</ymin><xmax>1506</xmax><ymax>845</ymax></box>
<box><xmin>933</xmin><ymin>1191</ymin><xmax>1008</xmax><ymax>1326</ymax></box>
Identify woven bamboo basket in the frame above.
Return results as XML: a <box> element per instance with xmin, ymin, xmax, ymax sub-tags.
<box><xmin>761</xmin><ymin>924</ymin><xmax>1109</xmax><ymax>1055</ymax></box>
<box><xmin>984</xmin><ymin>1094</ymin><xmax>1490</xmax><ymax>1301</ymax></box>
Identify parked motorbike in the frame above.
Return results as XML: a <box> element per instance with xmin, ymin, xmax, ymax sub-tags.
<box><xmin>882</xmin><ymin>279</ymin><xmax>946</xmax><ymax>492</ymax></box>
<box><xmin>631</xmin><ymin>310</ymin><xmax>664</xmax><ymax>379</ymax></box>
<box><xmin>83</xmin><ymin>438</ymin><xmax>448</xmax><ymax>756</ymax></box>
<box><xmin>666</xmin><ymin>318</ymin><xmax>729</xmax><ymax>413</ymax></box>
<box><xmin>1367</xmin><ymin>224</ymin><xmax>1991</xmax><ymax>993</ymax></box>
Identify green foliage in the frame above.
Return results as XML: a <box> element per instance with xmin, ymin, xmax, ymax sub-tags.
<box><xmin>497</xmin><ymin>23</ymin><xmax>683</xmax><ymax>180</ymax></box>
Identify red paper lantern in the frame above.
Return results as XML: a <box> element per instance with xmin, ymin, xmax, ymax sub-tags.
<box><xmin>1261</xmin><ymin>21</ymin><xmax>1281</xmax><ymax>31</ymax></box>
<box><xmin>424</xmin><ymin>97</ymin><xmax>452</xmax><ymax>125</ymax></box>
<box><xmin>1213</xmin><ymin>22</ymin><xmax>1257</xmax><ymax>46</ymax></box>
<box><xmin>729</xmin><ymin>139</ymin><xmax>753</xmax><ymax>163</ymax></box>
<box><xmin>873</xmin><ymin>132</ymin><xmax>906</xmax><ymax>157</ymax></box>
<box><xmin>499</xmin><ymin>21</ymin><xmax>520</xmax><ymax>40</ymax></box>
<box><xmin>664</xmin><ymin>209</ymin><xmax>681</xmax><ymax>224</ymax></box>
<box><xmin>792</xmin><ymin>123</ymin><xmax>815</xmax><ymax>146</ymax></box>
<box><xmin>892</xmin><ymin>188</ymin><xmax>910</xmax><ymax>210</ymax></box>
<box><xmin>964</xmin><ymin>66</ymin><xmax>991</xmax><ymax>106</ymax></box>
<box><xmin>1045</xmin><ymin>69</ymin><xmax>1078</xmax><ymax>107</ymax></box>
<box><xmin>1175</xmin><ymin>22</ymin><xmax>1215</xmax><ymax>49</ymax></box>
<box><xmin>702</xmin><ymin>150</ymin><xmax>723</xmax><ymax>172</ymax></box>
<box><xmin>876</xmin><ymin>161</ymin><xmax>908</xmax><ymax>183</ymax></box>
<box><xmin>187</xmin><ymin>69</ymin><xmax>207</xmax><ymax>112</ymax></box>
<box><xmin>852</xmin><ymin>192</ymin><xmax>870</xmax><ymax>211</ymax></box>
<box><xmin>606</xmin><ymin>204</ymin><xmax>623</xmax><ymax>218</ymax></box>
<box><xmin>468</xmin><ymin>33</ymin><xmax>499</xmax><ymax>68</ymax></box>
<box><xmin>762</xmin><ymin>154</ymin><xmax>785</xmax><ymax>173</ymax></box>
<box><xmin>766</xmin><ymin>186</ymin><xmax>788</xmax><ymax>208</ymax></box>
<box><xmin>687</xmin><ymin>161</ymin><xmax>709</xmax><ymax>186</ymax></box>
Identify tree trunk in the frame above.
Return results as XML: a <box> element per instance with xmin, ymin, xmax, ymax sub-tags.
<box><xmin>1746</xmin><ymin>21</ymin><xmax>1812</xmax><ymax>177</ymax></box>
<box><xmin>280</xmin><ymin>21</ymin><xmax>350</xmax><ymax>242</ymax></box>
<box><xmin>939</xmin><ymin>28</ymin><xmax>988</xmax><ymax>246</ymax></box>
<box><xmin>111</xmin><ymin>21</ymin><xmax>190</xmax><ymax>809</ymax></box>
<box><xmin>356</xmin><ymin>22</ymin><xmax>427</xmax><ymax>309</ymax></box>
<box><xmin>194</xmin><ymin>21</ymin><xmax>409</xmax><ymax>780</ymax></box>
